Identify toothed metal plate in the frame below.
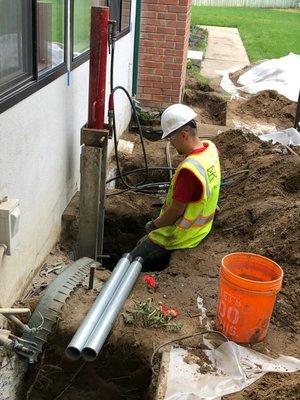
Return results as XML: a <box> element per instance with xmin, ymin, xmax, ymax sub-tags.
<box><xmin>16</xmin><ymin>257</ymin><xmax>98</xmax><ymax>362</ymax></box>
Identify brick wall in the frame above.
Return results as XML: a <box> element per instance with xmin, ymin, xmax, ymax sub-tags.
<box><xmin>138</xmin><ymin>0</ymin><xmax>192</xmax><ymax>109</ymax></box>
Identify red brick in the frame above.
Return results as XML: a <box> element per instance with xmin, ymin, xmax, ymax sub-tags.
<box><xmin>179</xmin><ymin>0</ymin><xmax>190</xmax><ymax>5</ymax></box>
<box><xmin>139</xmin><ymin>93</ymin><xmax>153</xmax><ymax>100</ymax></box>
<box><xmin>143</xmin><ymin>11</ymin><xmax>157</xmax><ymax>18</ymax></box>
<box><xmin>158</xmin><ymin>12</ymin><xmax>177</xmax><ymax>20</ymax></box>
<box><xmin>142</xmin><ymin>60</ymin><xmax>163</xmax><ymax>69</ymax></box>
<box><xmin>154</xmin><ymin>82</ymin><xmax>172</xmax><ymax>89</ymax></box>
<box><xmin>141</xmin><ymin>80</ymin><xmax>153</xmax><ymax>88</ymax></box>
<box><xmin>144</xmin><ymin>4</ymin><xmax>168</xmax><ymax>12</ymax></box>
<box><xmin>141</xmin><ymin>53</ymin><xmax>164</xmax><ymax>62</ymax></box>
<box><xmin>164</xmin><ymin>56</ymin><xmax>174</xmax><ymax>63</ymax></box>
<box><xmin>161</xmin><ymin>0</ymin><xmax>179</xmax><ymax>4</ymax></box>
<box><xmin>165</xmin><ymin>48</ymin><xmax>181</xmax><ymax>56</ymax></box>
<box><xmin>157</xmin><ymin>26</ymin><xmax>176</xmax><ymax>35</ymax></box>
<box><xmin>152</xmin><ymin>94</ymin><xmax>165</xmax><ymax>101</ymax></box>
<box><xmin>166</xmin><ymin>20</ymin><xmax>184</xmax><ymax>28</ymax></box>
<box><xmin>167</xmin><ymin>5</ymin><xmax>187</xmax><ymax>12</ymax></box>
<box><xmin>175</xmin><ymin>28</ymin><xmax>185</xmax><ymax>35</ymax></box>
<box><xmin>140</xmin><ymin>67</ymin><xmax>156</xmax><ymax>75</ymax></box>
<box><xmin>140</xmin><ymin>74</ymin><xmax>163</xmax><ymax>82</ymax></box>
<box><xmin>172</xmin><ymin>69</ymin><xmax>181</xmax><ymax>77</ymax></box>
<box><xmin>163</xmin><ymin>76</ymin><xmax>179</xmax><ymax>83</ymax></box>
<box><xmin>145</xmin><ymin>47</ymin><xmax>165</xmax><ymax>55</ymax></box>
<box><xmin>142</xmin><ymin>25</ymin><xmax>157</xmax><ymax>33</ymax></box>
<box><xmin>142</xmin><ymin>18</ymin><xmax>166</xmax><ymax>27</ymax></box>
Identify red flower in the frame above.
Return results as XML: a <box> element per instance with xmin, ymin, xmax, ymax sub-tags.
<box><xmin>160</xmin><ymin>304</ymin><xmax>179</xmax><ymax>318</ymax></box>
<box><xmin>143</xmin><ymin>275</ymin><xmax>157</xmax><ymax>288</ymax></box>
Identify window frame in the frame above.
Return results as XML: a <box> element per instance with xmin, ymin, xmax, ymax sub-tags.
<box><xmin>0</xmin><ymin>0</ymin><xmax>132</xmax><ymax>114</ymax></box>
<box><xmin>71</xmin><ymin>0</ymin><xmax>132</xmax><ymax>66</ymax></box>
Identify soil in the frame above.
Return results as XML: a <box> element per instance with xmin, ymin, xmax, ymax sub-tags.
<box><xmin>184</xmin><ymin>90</ymin><xmax>227</xmax><ymax>126</ymax></box>
<box><xmin>183</xmin><ymin>347</ymin><xmax>216</xmax><ymax>374</ymax></box>
<box><xmin>24</xmin><ymin>128</ymin><xmax>300</xmax><ymax>399</ymax></box>
<box><xmin>229</xmin><ymin>90</ymin><xmax>297</xmax><ymax>128</ymax></box>
<box><xmin>184</xmin><ymin>68</ymin><xmax>227</xmax><ymax>126</ymax></box>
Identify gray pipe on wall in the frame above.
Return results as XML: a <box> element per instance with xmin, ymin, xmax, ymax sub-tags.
<box><xmin>82</xmin><ymin>257</ymin><xmax>143</xmax><ymax>362</ymax></box>
<box><xmin>65</xmin><ymin>253</ymin><xmax>132</xmax><ymax>360</ymax></box>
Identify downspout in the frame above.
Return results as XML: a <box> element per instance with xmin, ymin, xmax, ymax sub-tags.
<box><xmin>132</xmin><ymin>0</ymin><xmax>141</xmax><ymax>97</ymax></box>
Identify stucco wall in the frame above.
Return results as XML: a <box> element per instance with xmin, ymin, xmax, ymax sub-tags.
<box><xmin>0</xmin><ymin>4</ymin><xmax>135</xmax><ymax>308</ymax></box>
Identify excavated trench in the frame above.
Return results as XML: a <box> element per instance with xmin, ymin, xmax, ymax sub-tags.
<box><xmin>25</xmin><ymin>190</ymin><xmax>160</xmax><ymax>399</ymax></box>
<box><xmin>25</xmin><ymin>329</ymin><xmax>152</xmax><ymax>400</ymax></box>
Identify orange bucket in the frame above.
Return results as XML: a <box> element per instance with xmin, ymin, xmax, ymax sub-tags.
<box><xmin>216</xmin><ymin>252</ymin><xmax>283</xmax><ymax>344</ymax></box>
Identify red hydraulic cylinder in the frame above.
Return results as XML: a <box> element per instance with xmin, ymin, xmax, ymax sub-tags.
<box><xmin>87</xmin><ymin>6</ymin><xmax>109</xmax><ymax>130</ymax></box>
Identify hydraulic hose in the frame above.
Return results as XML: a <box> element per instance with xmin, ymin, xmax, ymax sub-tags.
<box><xmin>106</xmin><ymin>166</ymin><xmax>176</xmax><ymax>185</ymax></box>
<box><xmin>109</xmin><ymin>23</ymin><xmax>149</xmax><ymax>189</ymax></box>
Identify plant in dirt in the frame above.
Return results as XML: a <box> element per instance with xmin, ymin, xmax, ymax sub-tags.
<box><xmin>123</xmin><ymin>298</ymin><xmax>182</xmax><ymax>332</ymax></box>
<box><xmin>189</xmin><ymin>25</ymin><xmax>208</xmax><ymax>52</ymax></box>
<box><xmin>138</xmin><ymin>110</ymin><xmax>162</xmax><ymax>121</ymax></box>
<box><xmin>186</xmin><ymin>64</ymin><xmax>210</xmax><ymax>91</ymax></box>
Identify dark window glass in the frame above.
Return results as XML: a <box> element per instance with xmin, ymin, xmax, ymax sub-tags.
<box><xmin>110</xmin><ymin>0</ymin><xmax>131</xmax><ymax>33</ymax></box>
<box><xmin>0</xmin><ymin>0</ymin><xmax>33</xmax><ymax>95</ymax></box>
<box><xmin>37</xmin><ymin>0</ymin><xmax>65</xmax><ymax>73</ymax></box>
<box><xmin>120</xmin><ymin>0</ymin><xmax>131</xmax><ymax>32</ymax></box>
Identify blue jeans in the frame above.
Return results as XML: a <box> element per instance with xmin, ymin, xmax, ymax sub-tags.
<box><xmin>130</xmin><ymin>235</ymin><xmax>171</xmax><ymax>271</ymax></box>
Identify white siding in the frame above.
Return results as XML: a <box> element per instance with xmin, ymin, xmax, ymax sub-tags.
<box><xmin>0</xmin><ymin>2</ymin><xmax>136</xmax><ymax>307</ymax></box>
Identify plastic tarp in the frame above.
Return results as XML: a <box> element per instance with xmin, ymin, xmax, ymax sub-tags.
<box><xmin>259</xmin><ymin>128</ymin><xmax>300</xmax><ymax>146</ymax></box>
<box><xmin>220</xmin><ymin>53</ymin><xmax>300</xmax><ymax>102</ymax></box>
<box><xmin>164</xmin><ymin>341</ymin><xmax>300</xmax><ymax>400</ymax></box>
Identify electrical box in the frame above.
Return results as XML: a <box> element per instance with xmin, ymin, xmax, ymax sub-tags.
<box><xmin>0</xmin><ymin>198</ymin><xmax>20</xmax><ymax>255</ymax></box>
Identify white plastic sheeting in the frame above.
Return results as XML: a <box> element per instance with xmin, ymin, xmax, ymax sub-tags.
<box><xmin>260</xmin><ymin>128</ymin><xmax>300</xmax><ymax>146</ymax></box>
<box><xmin>164</xmin><ymin>342</ymin><xmax>300</xmax><ymax>400</ymax></box>
<box><xmin>220</xmin><ymin>53</ymin><xmax>300</xmax><ymax>102</ymax></box>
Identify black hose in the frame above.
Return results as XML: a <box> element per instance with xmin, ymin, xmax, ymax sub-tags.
<box><xmin>107</xmin><ymin>182</ymin><xmax>170</xmax><ymax>197</ymax></box>
<box><xmin>106</xmin><ymin>166</ymin><xmax>176</xmax><ymax>185</ymax></box>
<box><xmin>110</xmin><ymin>30</ymin><xmax>149</xmax><ymax>189</ymax></box>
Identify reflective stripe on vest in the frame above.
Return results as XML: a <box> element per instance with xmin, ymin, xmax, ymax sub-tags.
<box><xmin>184</xmin><ymin>158</ymin><xmax>211</xmax><ymax>197</ymax></box>
<box><xmin>175</xmin><ymin>212</ymin><xmax>215</xmax><ymax>229</ymax></box>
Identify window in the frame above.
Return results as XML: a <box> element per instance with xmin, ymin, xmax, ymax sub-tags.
<box><xmin>72</xmin><ymin>0</ymin><xmax>132</xmax><ymax>60</ymax></box>
<box><xmin>72</xmin><ymin>0</ymin><xmax>106</xmax><ymax>58</ymax></box>
<box><xmin>109</xmin><ymin>0</ymin><xmax>132</xmax><ymax>36</ymax></box>
<box><xmin>0</xmin><ymin>0</ymin><xmax>33</xmax><ymax>96</ymax></box>
<box><xmin>37</xmin><ymin>0</ymin><xmax>65</xmax><ymax>73</ymax></box>
<box><xmin>0</xmin><ymin>0</ymin><xmax>132</xmax><ymax>113</ymax></box>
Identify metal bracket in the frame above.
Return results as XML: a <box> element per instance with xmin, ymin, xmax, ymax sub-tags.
<box><xmin>80</xmin><ymin>124</ymin><xmax>109</xmax><ymax>147</ymax></box>
<box><xmin>78</xmin><ymin>125</ymin><xmax>109</xmax><ymax>259</ymax></box>
<box><xmin>15</xmin><ymin>258</ymin><xmax>99</xmax><ymax>363</ymax></box>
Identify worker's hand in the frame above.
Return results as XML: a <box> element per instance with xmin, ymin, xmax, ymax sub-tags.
<box><xmin>145</xmin><ymin>220</ymin><xmax>157</xmax><ymax>234</ymax></box>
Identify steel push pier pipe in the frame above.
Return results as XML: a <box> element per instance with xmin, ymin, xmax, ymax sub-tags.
<box><xmin>82</xmin><ymin>257</ymin><xmax>143</xmax><ymax>362</ymax></box>
<box><xmin>65</xmin><ymin>253</ymin><xmax>132</xmax><ymax>360</ymax></box>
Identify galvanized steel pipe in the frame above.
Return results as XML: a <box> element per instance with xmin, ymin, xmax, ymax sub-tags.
<box><xmin>65</xmin><ymin>253</ymin><xmax>132</xmax><ymax>360</ymax></box>
<box><xmin>82</xmin><ymin>257</ymin><xmax>143</xmax><ymax>362</ymax></box>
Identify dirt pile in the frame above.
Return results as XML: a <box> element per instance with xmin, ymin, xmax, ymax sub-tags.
<box><xmin>184</xmin><ymin>91</ymin><xmax>227</xmax><ymax>126</ymax></box>
<box><xmin>213</xmin><ymin>130</ymin><xmax>300</xmax><ymax>331</ymax></box>
<box><xmin>236</xmin><ymin>90</ymin><xmax>297</xmax><ymax>125</ymax></box>
<box><xmin>25</xmin><ymin>129</ymin><xmax>299</xmax><ymax>400</ymax></box>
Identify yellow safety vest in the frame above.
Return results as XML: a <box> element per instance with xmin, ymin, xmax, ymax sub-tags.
<box><xmin>149</xmin><ymin>140</ymin><xmax>221</xmax><ymax>250</ymax></box>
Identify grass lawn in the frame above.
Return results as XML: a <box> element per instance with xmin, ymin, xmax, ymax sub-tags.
<box><xmin>191</xmin><ymin>7</ymin><xmax>300</xmax><ymax>62</ymax></box>
<box><xmin>43</xmin><ymin>0</ymin><xmax>90</xmax><ymax>53</ymax></box>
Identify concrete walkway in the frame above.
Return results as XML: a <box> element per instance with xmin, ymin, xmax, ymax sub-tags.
<box><xmin>200</xmin><ymin>26</ymin><xmax>250</xmax><ymax>79</ymax></box>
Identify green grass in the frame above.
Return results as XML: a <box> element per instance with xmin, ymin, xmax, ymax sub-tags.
<box><xmin>40</xmin><ymin>0</ymin><xmax>90</xmax><ymax>53</ymax></box>
<box><xmin>73</xmin><ymin>0</ymin><xmax>91</xmax><ymax>53</ymax></box>
<box><xmin>191</xmin><ymin>7</ymin><xmax>300</xmax><ymax>62</ymax></box>
<box><xmin>39</xmin><ymin>0</ymin><xmax>64</xmax><ymax>43</ymax></box>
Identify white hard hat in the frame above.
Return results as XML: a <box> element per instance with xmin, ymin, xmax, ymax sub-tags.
<box><xmin>161</xmin><ymin>104</ymin><xmax>197</xmax><ymax>139</ymax></box>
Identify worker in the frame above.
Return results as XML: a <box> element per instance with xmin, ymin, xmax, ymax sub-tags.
<box><xmin>131</xmin><ymin>104</ymin><xmax>221</xmax><ymax>271</ymax></box>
